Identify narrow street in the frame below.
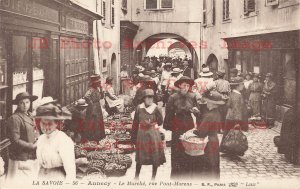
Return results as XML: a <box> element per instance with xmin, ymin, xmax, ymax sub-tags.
<box><xmin>125</xmin><ymin>104</ymin><xmax>300</xmax><ymax>181</ymax></box>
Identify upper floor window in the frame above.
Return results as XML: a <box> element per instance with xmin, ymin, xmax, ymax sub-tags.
<box><xmin>244</xmin><ymin>0</ymin><xmax>256</xmax><ymax>15</ymax></box>
<box><xmin>103</xmin><ymin>1</ymin><xmax>106</xmax><ymax>20</ymax></box>
<box><xmin>223</xmin><ymin>0</ymin><xmax>230</xmax><ymax>21</ymax></box>
<box><xmin>111</xmin><ymin>0</ymin><xmax>115</xmax><ymax>26</ymax></box>
<box><xmin>203</xmin><ymin>0</ymin><xmax>207</xmax><ymax>25</ymax></box>
<box><xmin>144</xmin><ymin>0</ymin><xmax>173</xmax><ymax>10</ymax></box>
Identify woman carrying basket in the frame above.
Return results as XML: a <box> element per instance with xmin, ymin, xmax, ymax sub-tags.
<box><xmin>193</xmin><ymin>90</ymin><xmax>225</xmax><ymax>179</ymax></box>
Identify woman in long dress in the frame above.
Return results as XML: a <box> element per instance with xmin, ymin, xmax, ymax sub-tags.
<box><xmin>35</xmin><ymin>103</ymin><xmax>76</xmax><ymax>180</ymax></box>
<box><xmin>248</xmin><ymin>74</ymin><xmax>263</xmax><ymax>117</ymax></box>
<box><xmin>163</xmin><ymin>76</ymin><xmax>200</xmax><ymax>179</ymax></box>
<box><xmin>104</xmin><ymin>77</ymin><xmax>124</xmax><ymax>113</ymax></box>
<box><xmin>262</xmin><ymin>73</ymin><xmax>277</xmax><ymax>128</ymax></box>
<box><xmin>6</xmin><ymin>92</ymin><xmax>39</xmax><ymax>184</ymax></box>
<box><xmin>83</xmin><ymin>74</ymin><xmax>106</xmax><ymax>141</ymax></box>
<box><xmin>132</xmin><ymin>89</ymin><xmax>166</xmax><ymax>180</ymax></box>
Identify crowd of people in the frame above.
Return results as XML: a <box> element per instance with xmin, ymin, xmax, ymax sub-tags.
<box><xmin>4</xmin><ymin>55</ymin><xmax>285</xmax><ymax>185</ymax></box>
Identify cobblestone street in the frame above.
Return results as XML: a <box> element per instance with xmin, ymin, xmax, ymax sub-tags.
<box><xmin>126</xmin><ymin>105</ymin><xmax>300</xmax><ymax>182</ymax></box>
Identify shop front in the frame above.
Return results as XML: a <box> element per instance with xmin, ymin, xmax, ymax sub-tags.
<box><xmin>225</xmin><ymin>30</ymin><xmax>300</xmax><ymax>122</ymax></box>
<box><xmin>0</xmin><ymin>0</ymin><xmax>102</xmax><ymax>173</ymax></box>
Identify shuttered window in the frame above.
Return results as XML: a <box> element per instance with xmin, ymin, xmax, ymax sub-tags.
<box><xmin>244</xmin><ymin>0</ymin><xmax>256</xmax><ymax>15</ymax></box>
<box><xmin>145</xmin><ymin>0</ymin><xmax>158</xmax><ymax>9</ymax></box>
<box><xmin>122</xmin><ymin>0</ymin><xmax>127</xmax><ymax>10</ymax></box>
<box><xmin>161</xmin><ymin>0</ymin><xmax>173</xmax><ymax>9</ymax></box>
<box><xmin>223</xmin><ymin>0</ymin><xmax>230</xmax><ymax>21</ymax></box>
<box><xmin>103</xmin><ymin>1</ymin><xmax>106</xmax><ymax>20</ymax></box>
<box><xmin>111</xmin><ymin>7</ymin><xmax>115</xmax><ymax>25</ymax></box>
<box><xmin>203</xmin><ymin>0</ymin><xmax>207</xmax><ymax>26</ymax></box>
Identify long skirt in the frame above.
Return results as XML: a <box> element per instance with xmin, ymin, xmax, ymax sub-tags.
<box><xmin>135</xmin><ymin>127</ymin><xmax>166</xmax><ymax>166</ymax></box>
<box><xmin>249</xmin><ymin>93</ymin><xmax>261</xmax><ymax>116</ymax></box>
<box><xmin>6</xmin><ymin>159</ymin><xmax>39</xmax><ymax>186</ymax></box>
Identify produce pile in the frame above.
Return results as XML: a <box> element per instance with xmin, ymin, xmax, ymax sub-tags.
<box><xmin>75</xmin><ymin>113</ymin><xmax>134</xmax><ymax>179</ymax></box>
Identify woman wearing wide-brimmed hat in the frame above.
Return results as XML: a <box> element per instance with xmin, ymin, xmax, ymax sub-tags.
<box><xmin>262</xmin><ymin>73</ymin><xmax>277</xmax><ymax>128</ymax></box>
<box><xmin>163</xmin><ymin>76</ymin><xmax>201</xmax><ymax>179</ymax></box>
<box><xmin>34</xmin><ymin>103</ymin><xmax>75</xmax><ymax>180</ymax></box>
<box><xmin>248</xmin><ymin>74</ymin><xmax>263</xmax><ymax>117</ymax></box>
<box><xmin>83</xmin><ymin>74</ymin><xmax>105</xmax><ymax>141</ymax></box>
<box><xmin>132</xmin><ymin>89</ymin><xmax>166</xmax><ymax>180</ymax></box>
<box><xmin>193</xmin><ymin>90</ymin><xmax>225</xmax><ymax>179</ymax></box>
<box><xmin>6</xmin><ymin>92</ymin><xmax>39</xmax><ymax>184</ymax></box>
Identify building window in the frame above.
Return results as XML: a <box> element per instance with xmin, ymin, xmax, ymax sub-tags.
<box><xmin>203</xmin><ymin>0</ymin><xmax>207</xmax><ymax>26</ymax></box>
<box><xmin>223</xmin><ymin>0</ymin><xmax>230</xmax><ymax>21</ymax></box>
<box><xmin>212</xmin><ymin>0</ymin><xmax>215</xmax><ymax>25</ymax></box>
<box><xmin>266</xmin><ymin>0</ymin><xmax>279</xmax><ymax>6</ymax></box>
<box><xmin>111</xmin><ymin>6</ymin><xmax>115</xmax><ymax>26</ymax></box>
<box><xmin>103</xmin><ymin>1</ymin><xmax>106</xmax><ymax>20</ymax></box>
<box><xmin>244</xmin><ymin>0</ymin><xmax>256</xmax><ymax>15</ymax></box>
<box><xmin>144</xmin><ymin>0</ymin><xmax>173</xmax><ymax>10</ymax></box>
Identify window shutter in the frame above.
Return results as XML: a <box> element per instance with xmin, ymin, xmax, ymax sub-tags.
<box><xmin>103</xmin><ymin>1</ymin><xmax>106</xmax><ymax>20</ymax></box>
<box><xmin>161</xmin><ymin>0</ymin><xmax>173</xmax><ymax>9</ymax></box>
<box><xmin>212</xmin><ymin>0</ymin><xmax>215</xmax><ymax>25</ymax></box>
<box><xmin>111</xmin><ymin>7</ymin><xmax>115</xmax><ymax>25</ymax></box>
<box><xmin>244</xmin><ymin>0</ymin><xmax>249</xmax><ymax>14</ymax></box>
<box><xmin>145</xmin><ymin>0</ymin><xmax>158</xmax><ymax>9</ymax></box>
<box><xmin>223</xmin><ymin>0</ymin><xmax>230</xmax><ymax>21</ymax></box>
<box><xmin>248</xmin><ymin>0</ymin><xmax>255</xmax><ymax>12</ymax></box>
<box><xmin>203</xmin><ymin>0</ymin><xmax>207</xmax><ymax>25</ymax></box>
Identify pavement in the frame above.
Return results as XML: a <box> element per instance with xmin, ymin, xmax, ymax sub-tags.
<box><xmin>125</xmin><ymin>104</ymin><xmax>300</xmax><ymax>181</ymax></box>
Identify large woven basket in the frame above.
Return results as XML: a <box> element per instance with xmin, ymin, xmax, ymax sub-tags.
<box><xmin>180</xmin><ymin>130</ymin><xmax>207</xmax><ymax>156</ymax></box>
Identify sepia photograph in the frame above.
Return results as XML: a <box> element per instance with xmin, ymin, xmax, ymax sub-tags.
<box><xmin>0</xmin><ymin>0</ymin><xmax>300</xmax><ymax>188</ymax></box>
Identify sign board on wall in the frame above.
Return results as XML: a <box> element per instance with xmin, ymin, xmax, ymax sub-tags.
<box><xmin>0</xmin><ymin>0</ymin><xmax>59</xmax><ymax>23</ymax></box>
<box><xmin>66</xmin><ymin>16</ymin><xmax>89</xmax><ymax>34</ymax></box>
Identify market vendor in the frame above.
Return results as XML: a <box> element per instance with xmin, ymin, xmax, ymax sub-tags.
<box><xmin>84</xmin><ymin>74</ymin><xmax>106</xmax><ymax>141</ymax></box>
<box><xmin>104</xmin><ymin>77</ymin><xmax>124</xmax><ymax>114</ymax></box>
<box><xmin>34</xmin><ymin>103</ymin><xmax>75</xmax><ymax>181</ymax></box>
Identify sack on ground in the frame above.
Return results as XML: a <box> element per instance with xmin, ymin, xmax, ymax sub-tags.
<box><xmin>222</xmin><ymin>128</ymin><xmax>248</xmax><ymax>156</ymax></box>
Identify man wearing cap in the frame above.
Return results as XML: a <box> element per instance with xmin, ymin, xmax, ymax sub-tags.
<box><xmin>194</xmin><ymin>65</ymin><xmax>216</xmax><ymax>96</ymax></box>
<box><xmin>6</xmin><ymin>92</ymin><xmax>39</xmax><ymax>183</ymax></box>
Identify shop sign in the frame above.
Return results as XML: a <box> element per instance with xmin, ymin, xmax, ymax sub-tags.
<box><xmin>66</xmin><ymin>16</ymin><xmax>89</xmax><ymax>34</ymax></box>
<box><xmin>0</xmin><ymin>0</ymin><xmax>59</xmax><ymax>23</ymax></box>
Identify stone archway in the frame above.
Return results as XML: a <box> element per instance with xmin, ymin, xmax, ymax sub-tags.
<box><xmin>134</xmin><ymin>33</ymin><xmax>200</xmax><ymax>77</ymax></box>
<box><xmin>206</xmin><ymin>54</ymin><xmax>219</xmax><ymax>74</ymax></box>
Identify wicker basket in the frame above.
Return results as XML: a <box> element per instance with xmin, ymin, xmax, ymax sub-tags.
<box><xmin>180</xmin><ymin>131</ymin><xmax>207</xmax><ymax>156</ymax></box>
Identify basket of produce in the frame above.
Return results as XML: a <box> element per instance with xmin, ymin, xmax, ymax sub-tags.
<box><xmin>116</xmin><ymin>142</ymin><xmax>134</xmax><ymax>154</ymax></box>
<box><xmin>88</xmin><ymin>160</ymin><xmax>106</xmax><ymax>169</ymax></box>
<box><xmin>116</xmin><ymin>154</ymin><xmax>132</xmax><ymax>168</ymax></box>
<box><xmin>180</xmin><ymin>130</ymin><xmax>207</xmax><ymax>156</ymax></box>
<box><xmin>87</xmin><ymin>151</ymin><xmax>109</xmax><ymax>160</ymax></box>
<box><xmin>86</xmin><ymin>167</ymin><xmax>107</xmax><ymax>179</ymax></box>
<box><xmin>99</xmin><ymin>137</ymin><xmax>116</xmax><ymax>149</ymax></box>
<box><xmin>102</xmin><ymin>148</ymin><xmax>124</xmax><ymax>154</ymax></box>
<box><xmin>103</xmin><ymin>163</ymin><xmax>127</xmax><ymax>177</ymax></box>
<box><xmin>114</xmin><ymin>133</ymin><xmax>131</xmax><ymax>142</ymax></box>
<box><xmin>81</xmin><ymin>141</ymin><xmax>99</xmax><ymax>151</ymax></box>
<box><xmin>75</xmin><ymin>145</ymin><xmax>87</xmax><ymax>158</ymax></box>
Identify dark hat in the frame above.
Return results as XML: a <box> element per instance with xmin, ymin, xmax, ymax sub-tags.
<box><xmin>13</xmin><ymin>92</ymin><xmax>38</xmax><ymax>105</ymax></box>
<box><xmin>75</xmin><ymin>98</ymin><xmax>88</xmax><ymax>107</ymax></box>
<box><xmin>245</xmin><ymin>72</ymin><xmax>253</xmax><ymax>77</ymax></box>
<box><xmin>202</xmin><ymin>91</ymin><xmax>226</xmax><ymax>105</ymax></box>
<box><xmin>230</xmin><ymin>68</ymin><xmax>238</xmax><ymax>74</ymax></box>
<box><xmin>106</xmin><ymin>77</ymin><xmax>113</xmax><ymax>83</ymax></box>
<box><xmin>164</xmin><ymin>63</ymin><xmax>172</xmax><ymax>68</ymax></box>
<box><xmin>229</xmin><ymin>77</ymin><xmax>244</xmax><ymax>86</ymax></box>
<box><xmin>216</xmin><ymin>70</ymin><xmax>226</xmax><ymax>77</ymax></box>
<box><xmin>90</xmin><ymin>74</ymin><xmax>101</xmax><ymax>83</ymax></box>
<box><xmin>143</xmin><ymin>89</ymin><xmax>155</xmax><ymax>98</ymax></box>
<box><xmin>34</xmin><ymin>103</ymin><xmax>71</xmax><ymax>120</ymax></box>
<box><xmin>174</xmin><ymin>76</ymin><xmax>194</xmax><ymax>88</ymax></box>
